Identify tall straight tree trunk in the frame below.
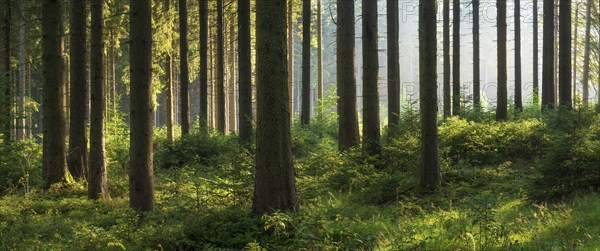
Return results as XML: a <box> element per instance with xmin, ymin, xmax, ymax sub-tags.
<box><xmin>42</xmin><ymin>0</ymin><xmax>69</xmax><ymax>188</ymax></box>
<box><xmin>129</xmin><ymin>0</ymin><xmax>155</xmax><ymax>211</ymax></box>
<box><xmin>253</xmin><ymin>0</ymin><xmax>298</xmax><ymax>215</ymax></box>
<box><xmin>554</xmin><ymin>0</ymin><xmax>559</xmax><ymax>105</ymax></box>
<box><xmin>542</xmin><ymin>0</ymin><xmax>555</xmax><ymax>109</ymax></box>
<box><xmin>582</xmin><ymin>0</ymin><xmax>592</xmax><ymax>106</ymax></box>
<box><xmin>164</xmin><ymin>0</ymin><xmax>174</xmax><ymax>142</ymax></box>
<box><xmin>17</xmin><ymin>1</ymin><xmax>25</xmax><ymax>141</ymax></box>
<box><xmin>287</xmin><ymin>0</ymin><xmax>294</xmax><ymax>122</ymax></box>
<box><xmin>68</xmin><ymin>0</ymin><xmax>88</xmax><ymax>180</ymax></box>
<box><xmin>419</xmin><ymin>0</ymin><xmax>440</xmax><ymax>191</ymax></box>
<box><xmin>337</xmin><ymin>0</ymin><xmax>360</xmax><ymax>151</ymax></box>
<box><xmin>533</xmin><ymin>0</ymin><xmax>540</xmax><ymax>104</ymax></box>
<box><xmin>473</xmin><ymin>0</ymin><xmax>481</xmax><ymax>107</ymax></box>
<box><xmin>2</xmin><ymin>0</ymin><xmax>11</xmax><ymax>142</ymax></box>
<box><xmin>515</xmin><ymin>0</ymin><xmax>523</xmax><ymax>111</ymax></box>
<box><xmin>217</xmin><ymin>0</ymin><xmax>225</xmax><ymax>132</ymax></box>
<box><xmin>558</xmin><ymin>0</ymin><xmax>572</xmax><ymax>108</ymax></box>
<box><xmin>572</xmin><ymin>4</ymin><xmax>579</xmax><ymax>102</ymax></box>
<box><xmin>199</xmin><ymin>0</ymin><xmax>208</xmax><ymax>129</ymax></box>
<box><xmin>301</xmin><ymin>0</ymin><xmax>311</xmax><ymax>126</ymax></box>
<box><xmin>443</xmin><ymin>0</ymin><xmax>451</xmax><ymax>117</ymax></box>
<box><xmin>496</xmin><ymin>0</ymin><xmax>508</xmax><ymax>121</ymax></box>
<box><xmin>317</xmin><ymin>0</ymin><xmax>323</xmax><ymax>104</ymax></box>
<box><xmin>452</xmin><ymin>0</ymin><xmax>460</xmax><ymax>116</ymax></box>
<box><xmin>362</xmin><ymin>0</ymin><xmax>380</xmax><ymax>155</ymax></box>
<box><xmin>179</xmin><ymin>0</ymin><xmax>191</xmax><ymax>135</ymax></box>
<box><xmin>387</xmin><ymin>0</ymin><xmax>400</xmax><ymax>127</ymax></box>
<box><xmin>228</xmin><ymin>13</ymin><xmax>236</xmax><ymax>133</ymax></box>
<box><xmin>89</xmin><ymin>0</ymin><xmax>109</xmax><ymax>200</ymax></box>
<box><xmin>238</xmin><ymin>0</ymin><xmax>252</xmax><ymax>145</ymax></box>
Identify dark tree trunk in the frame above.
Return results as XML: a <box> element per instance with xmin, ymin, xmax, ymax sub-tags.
<box><xmin>419</xmin><ymin>0</ymin><xmax>440</xmax><ymax>191</ymax></box>
<box><xmin>301</xmin><ymin>0</ymin><xmax>311</xmax><ymax>126</ymax></box>
<box><xmin>179</xmin><ymin>0</ymin><xmax>191</xmax><ymax>135</ymax></box>
<box><xmin>473</xmin><ymin>0</ymin><xmax>480</xmax><ymax>107</ymax></box>
<box><xmin>337</xmin><ymin>0</ymin><xmax>360</xmax><ymax>151</ymax></box>
<box><xmin>558</xmin><ymin>0</ymin><xmax>572</xmax><ymax>108</ymax></box>
<box><xmin>582</xmin><ymin>0</ymin><xmax>592</xmax><ymax>106</ymax></box>
<box><xmin>17</xmin><ymin>0</ymin><xmax>25</xmax><ymax>141</ymax></box>
<box><xmin>317</xmin><ymin>0</ymin><xmax>323</xmax><ymax>104</ymax></box>
<box><xmin>228</xmin><ymin>14</ymin><xmax>236</xmax><ymax>133</ymax></box>
<box><xmin>533</xmin><ymin>0</ymin><xmax>539</xmax><ymax>104</ymax></box>
<box><xmin>68</xmin><ymin>0</ymin><xmax>88</xmax><ymax>180</ymax></box>
<box><xmin>217</xmin><ymin>0</ymin><xmax>225</xmax><ymax>132</ymax></box>
<box><xmin>362</xmin><ymin>0</ymin><xmax>380</xmax><ymax>155</ymax></box>
<box><xmin>387</xmin><ymin>0</ymin><xmax>400</xmax><ymax>127</ymax></box>
<box><xmin>515</xmin><ymin>0</ymin><xmax>523</xmax><ymax>111</ymax></box>
<box><xmin>496</xmin><ymin>0</ymin><xmax>508</xmax><ymax>121</ymax></box>
<box><xmin>238</xmin><ymin>0</ymin><xmax>253</xmax><ymax>145</ymax></box>
<box><xmin>253</xmin><ymin>0</ymin><xmax>298</xmax><ymax>215</ymax></box>
<box><xmin>42</xmin><ymin>0</ymin><xmax>69</xmax><ymax>188</ymax></box>
<box><xmin>443</xmin><ymin>0</ymin><xmax>451</xmax><ymax>117</ymax></box>
<box><xmin>452</xmin><ymin>0</ymin><xmax>460</xmax><ymax>116</ymax></box>
<box><xmin>199</xmin><ymin>0</ymin><xmax>208</xmax><ymax>129</ymax></box>
<box><xmin>542</xmin><ymin>0</ymin><xmax>555</xmax><ymax>109</ymax></box>
<box><xmin>164</xmin><ymin>0</ymin><xmax>174</xmax><ymax>142</ymax></box>
<box><xmin>2</xmin><ymin>0</ymin><xmax>11</xmax><ymax>142</ymax></box>
<box><xmin>129</xmin><ymin>0</ymin><xmax>155</xmax><ymax>211</ymax></box>
<box><xmin>89</xmin><ymin>0</ymin><xmax>109</xmax><ymax>200</ymax></box>
<box><xmin>287</xmin><ymin>0</ymin><xmax>294</xmax><ymax>122</ymax></box>
<box><xmin>572</xmin><ymin>5</ymin><xmax>579</xmax><ymax>101</ymax></box>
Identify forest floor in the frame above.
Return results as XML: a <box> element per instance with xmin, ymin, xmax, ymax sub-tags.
<box><xmin>1</xmin><ymin>110</ymin><xmax>600</xmax><ymax>250</ymax></box>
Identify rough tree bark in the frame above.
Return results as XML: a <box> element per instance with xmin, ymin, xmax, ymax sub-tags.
<box><xmin>253</xmin><ymin>0</ymin><xmax>298</xmax><ymax>215</ymax></box>
<box><xmin>496</xmin><ymin>0</ymin><xmax>508</xmax><ymax>121</ymax></box>
<box><xmin>129</xmin><ymin>0</ymin><xmax>155</xmax><ymax>211</ymax></box>
<box><xmin>362</xmin><ymin>0</ymin><xmax>381</xmax><ymax>155</ymax></box>
<box><xmin>387</xmin><ymin>0</ymin><xmax>400</xmax><ymax>127</ymax></box>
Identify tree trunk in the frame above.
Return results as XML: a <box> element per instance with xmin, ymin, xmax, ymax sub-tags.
<box><xmin>317</xmin><ymin>0</ymin><xmax>323</xmax><ymax>105</ymax></box>
<box><xmin>558</xmin><ymin>0</ymin><xmax>572</xmax><ymax>108</ymax></box>
<box><xmin>228</xmin><ymin>13</ymin><xmax>236</xmax><ymax>133</ymax></box>
<box><xmin>179</xmin><ymin>0</ymin><xmax>191</xmax><ymax>135</ymax></box>
<box><xmin>496</xmin><ymin>0</ymin><xmax>508</xmax><ymax>121</ymax></box>
<box><xmin>89</xmin><ymin>0</ymin><xmax>109</xmax><ymax>200</ymax></box>
<box><xmin>387</xmin><ymin>0</ymin><xmax>400</xmax><ymax>127</ymax></box>
<box><xmin>443</xmin><ymin>0</ymin><xmax>451</xmax><ymax>117</ymax></box>
<box><xmin>42</xmin><ymin>0</ymin><xmax>69</xmax><ymax>188</ymax></box>
<box><xmin>68</xmin><ymin>0</ymin><xmax>88</xmax><ymax>180</ymax></box>
<box><xmin>362</xmin><ymin>0</ymin><xmax>380</xmax><ymax>155</ymax></box>
<box><xmin>2</xmin><ymin>0</ymin><xmax>11</xmax><ymax>142</ymax></box>
<box><xmin>473</xmin><ymin>0</ymin><xmax>480</xmax><ymax>107</ymax></box>
<box><xmin>238</xmin><ymin>0</ymin><xmax>252</xmax><ymax>145</ymax></box>
<box><xmin>253</xmin><ymin>0</ymin><xmax>298</xmax><ymax>215</ymax></box>
<box><xmin>337</xmin><ymin>0</ymin><xmax>360</xmax><ymax>151</ymax></box>
<box><xmin>533</xmin><ymin>0</ymin><xmax>540</xmax><ymax>104</ymax></box>
<box><xmin>419</xmin><ymin>0</ymin><xmax>440</xmax><ymax>191</ymax></box>
<box><xmin>164</xmin><ymin>0</ymin><xmax>174</xmax><ymax>142</ymax></box>
<box><xmin>452</xmin><ymin>0</ymin><xmax>460</xmax><ymax>116</ymax></box>
<box><xmin>129</xmin><ymin>0</ymin><xmax>155</xmax><ymax>211</ymax></box>
<box><xmin>217</xmin><ymin>0</ymin><xmax>225</xmax><ymax>133</ymax></box>
<box><xmin>515</xmin><ymin>0</ymin><xmax>523</xmax><ymax>111</ymax></box>
<box><xmin>199</xmin><ymin>0</ymin><xmax>208</xmax><ymax>130</ymax></box>
<box><xmin>287</xmin><ymin>0</ymin><xmax>294</xmax><ymax>122</ymax></box>
<box><xmin>301</xmin><ymin>0</ymin><xmax>311</xmax><ymax>126</ymax></box>
<box><xmin>542</xmin><ymin>0</ymin><xmax>555</xmax><ymax>109</ymax></box>
<box><xmin>572</xmin><ymin>5</ymin><xmax>579</xmax><ymax>102</ymax></box>
<box><xmin>17</xmin><ymin>0</ymin><xmax>25</xmax><ymax>141</ymax></box>
<box><xmin>582</xmin><ymin>0</ymin><xmax>592</xmax><ymax>106</ymax></box>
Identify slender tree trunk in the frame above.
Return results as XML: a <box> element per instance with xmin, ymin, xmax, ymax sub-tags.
<box><xmin>68</xmin><ymin>0</ymin><xmax>88</xmax><ymax>180</ymax></box>
<box><xmin>443</xmin><ymin>0</ymin><xmax>451</xmax><ymax>117</ymax></box>
<box><xmin>542</xmin><ymin>0</ymin><xmax>555</xmax><ymax>109</ymax></box>
<box><xmin>17</xmin><ymin>1</ymin><xmax>25</xmax><ymax>141</ymax></box>
<box><xmin>419</xmin><ymin>0</ymin><xmax>440</xmax><ymax>191</ymax></box>
<box><xmin>387</xmin><ymin>0</ymin><xmax>400</xmax><ymax>127</ymax></box>
<box><xmin>287</xmin><ymin>0</ymin><xmax>294</xmax><ymax>122</ymax></box>
<box><xmin>559</xmin><ymin>0</ymin><xmax>572</xmax><ymax>108</ymax></box>
<box><xmin>554</xmin><ymin>1</ymin><xmax>559</xmax><ymax>105</ymax></box>
<box><xmin>89</xmin><ymin>0</ymin><xmax>109</xmax><ymax>200</ymax></box>
<box><xmin>179</xmin><ymin>0</ymin><xmax>190</xmax><ymax>135</ymax></box>
<box><xmin>253</xmin><ymin>0</ymin><xmax>298</xmax><ymax>215</ymax></box>
<box><xmin>534</xmin><ymin>0</ymin><xmax>540</xmax><ymax>104</ymax></box>
<box><xmin>228</xmin><ymin>13</ymin><xmax>236</xmax><ymax>133</ymax></box>
<box><xmin>42</xmin><ymin>0</ymin><xmax>69</xmax><ymax>188</ymax></box>
<box><xmin>337</xmin><ymin>0</ymin><xmax>360</xmax><ymax>151</ymax></box>
<box><xmin>164</xmin><ymin>0</ymin><xmax>174</xmax><ymax>142</ymax></box>
<box><xmin>496</xmin><ymin>0</ymin><xmax>508</xmax><ymax>121</ymax></box>
<box><xmin>2</xmin><ymin>0</ymin><xmax>11</xmax><ymax>142</ymax></box>
<box><xmin>362</xmin><ymin>0</ymin><xmax>380</xmax><ymax>155</ymax></box>
<box><xmin>238</xmin><ymin>0</ymin><xmax>252</xmax><ymax>145</ymax></box>
<box><xmin>301</xmin><ymin>0</ymin><xmax>311</xmax><ymax>126</ymax></box>
<box><xmin>452</xmin><ymin>0</ymin><xmax>460</xmax><ymax>116</ymax></box>
<box><xmin>515</xmin><ymin>0</ymin><xmax>523</xmax><ymax>111</ymax></box>
<box><xmin>129</xmin><ymin>0</ymin><xmax>155</xmax><ymax>211</ymax></box>
<box><xmin>582</xmin><ymin>0</ymin><xmax>592</xmax><ymax>106</ymax></box>
<box><xmin>317</xmin><ymin>0</ymin><xmax>323</xmax><ymax>105</ymax></box>
<box><xmin>199</xmin><ymin>0</ymin><xmax>208</xmax><ymax>130</ymax></box>
<box><xmin>572</xmin><ymin>4</ymin><xmax>579</xmax><ymax>102</ymax></box>
<box><xmin>217</xmin><ymin>0</ymin><xmax>225</xmax><ymax>132</ymax></box>
<box><xmin>473</xmin><ymin>0</ymin><xmax>481</xmax><ymax>107</ymax></box>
